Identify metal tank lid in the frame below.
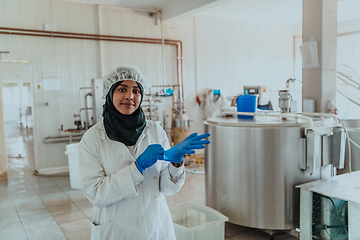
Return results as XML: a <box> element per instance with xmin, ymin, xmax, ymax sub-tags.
<box><xmin>204</xmin><ymin>116</ymin><xmax>307</xmax><ymax>128</ymax></box>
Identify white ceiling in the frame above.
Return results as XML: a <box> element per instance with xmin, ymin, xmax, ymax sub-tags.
<box><xmin>199</xmin><ymin>0</ymin><xmax>360</xmax><ymax>24</ymax></box>
<box><xmin>57</xmin><ymin>0</ymin><xmax>360</xmax><ymax>24</ymax></box>
<box><xmin>199</xmin><ymin>0</ymin><xmax>303</xmax><ymax>25</ymax></box>
<box><xmin>56</xmin><ymin>0</ymin><xmax>177</xmax><ymax>9</ymax></box>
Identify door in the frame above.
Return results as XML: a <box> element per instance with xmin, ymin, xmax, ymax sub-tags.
<box><xmin>2</xmin><ymin>81</ymin><xmax>21</xmax><ymax>123</ymax></box>
<box><xmin>2</xmin><ymin>80</ymin><xmax>33</xmax><ymax>127</ymax></box>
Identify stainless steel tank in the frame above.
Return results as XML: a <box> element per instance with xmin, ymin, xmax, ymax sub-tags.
<box><xmin>204</xmin><ymin>117</ymin><xmax>316</xmax><ymax>230</ymax></box>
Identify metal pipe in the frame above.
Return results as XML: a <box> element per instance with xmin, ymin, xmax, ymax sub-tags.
<box><xmin>159</xmin><ymin>11</ymin><xmax>166</xmax><ymax>90</ymax></box>
<box><xmin>221</xmin><ymin>111</ymin><xmax>314</xmax><ymax>129</ymax></box>
<box><xmin>79</xmin><ymin>87</ymin><xmax>91</xmax><ymax>119</ymax></box>
<box><xmin>337</xmin><ymin>71</ymin><xmax>360</xmax><ymax>88</ymax></box>
<box><xmin>175</xmin><ymin>44</ymin><xmax>181</xmax><ymax>100</ymax></box>
<box><xmin>180</xmin><ymin>41</ymin><xmax>184</xmax><ymax>100</ymax></box>
<box><xmin>44</xmin><ymin>134</ymin><xmax>83</xmax><ymax>139</ymax></box>
<box><xmin>293</xmin><ymin>35</ymin><xmax>301</xmax><ymax>78</ymax></box>
<box><xmin>43</xmin><ymin>134</ymin><xmax>83</xmax><ymax>144</ymax></box>
<box><xmin>80</xmin><ymin>87</ymin><xmax>91</xmax><ymax>90</ymax></box>
<box><xmin>84</xmin><ymin>92</ymin><xmax>92</xmax><ymax>129</ymax></box>
<box><xmin>300</xmin><ymin>112</ymin><xmax>335</xmax><ymax>118</ymax></box>
<box><xmin>0</xmin><ymin>27</ymin><xmax>181</xmax><ymax>43</ymax></box>
<box><xmin>194</xmin><ymin>17</ymin><xmax>199</xmax><ymax>96</ymax></box>
<box><xmin>0</xmin><ymin>31</ymin><xmax>179</xmax><ymax>46</ymax></box>
<box><xmin>77</xmin><ymin>108</ymin><xmax>93</xmax><ymax>128</ymax></box>
<box><xmin>337</xmin><ymin>29</ymin><xmax>360</xmax><ymax>37</ymax></box>
<box><xmin>148</xmin><ymin>88</ymin><xmax>152</xmax><ymax>120</ymax></box>
<box><xmin>0</xmin><ymin>27</ymin><xmax>184</xmax><ymax>100</ymax></box>
<box><xmin>43</xmin><ymin>136</ymin><xmax>82</xmax><ymax>144</ymax></box>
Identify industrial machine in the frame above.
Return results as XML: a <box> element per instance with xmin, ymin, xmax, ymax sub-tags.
<box><xmin>243</xmin><ymin>85</ymin><xmax>272</xmax><ymax>110</ymax></box>
<box><xmin>297</xmin><ymin>170</ymin><xmax>360</xmax><ymax>240</ymax></box>
<box><xmin>203</xmin><ymin>68</ymin><xmax>360</xmax><ymax>238</ymax></box>
<box><xmin>171</xmin><ymin>85</ymin><xmax>190</xmax><ymax>145</ymax></box>
<box><xmin>43</xmin><ymin>80</ymin><xmax>189</xmax><ymax>145</ymax></box>
<box><xmin>204</xmin><ymin>112</ymin><xmax>349</xmax><ymax>235</ymax></box>
<box><xmin>243</xmin><ymin>85</ymin><xmax>268</xmax><ymax>104</ymax></box>
<box><xmin>43</xmin><ymin>79</ymin><xmax>103</xmax><ymax>144</ymax></box>
<box><xmin>279</xmin><ymin>89</ymin><xmax>297</xmax><ymax>113</ymax></box>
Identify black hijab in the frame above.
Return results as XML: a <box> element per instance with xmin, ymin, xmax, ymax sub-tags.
<box><xmin>102</xmin><ymin>81</ymin><xmax>146</xmax><ymax>146</ymax></box>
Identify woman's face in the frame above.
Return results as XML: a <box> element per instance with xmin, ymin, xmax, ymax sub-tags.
<box><xmin>112</xmin><ymin>80</ymin><xmax>142</xmax><ymax>115</ymax></box>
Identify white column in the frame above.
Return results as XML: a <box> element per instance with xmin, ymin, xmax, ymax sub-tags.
<box><xmin>302</xmin><ymin>0</ymin><xmax>338</xmax><ymax>112</ymax></box>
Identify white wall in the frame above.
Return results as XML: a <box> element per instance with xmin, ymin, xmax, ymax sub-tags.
<box><xmin>337</xmin><ymin>19</ymin><xmax>360</xmax><ymax>119</ymax></box>
<box><xmin>0</xmin><ymin>0</ymin><xmax>301</xmax><ymax>171</ymax></box>
<box><xmin>188</xmin><ymin>16</ymin><xmax>301</xmax><ymax>131</ymax></box>
<box><xmin>0</xmin><ymin>0</ymin><xmax>100</xmax><ymax>170</ymax></box>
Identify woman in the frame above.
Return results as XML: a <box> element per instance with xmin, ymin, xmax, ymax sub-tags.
<box><xmin>79</xmin><ymin>65</ymin><xmax>210</xmax><ymax>240</ymax></box>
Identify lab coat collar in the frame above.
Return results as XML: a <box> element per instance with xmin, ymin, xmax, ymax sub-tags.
<box><xmin>97</xmin><ymin>119</ymin><xmax>150</xmax><ymax>161</ymax></box>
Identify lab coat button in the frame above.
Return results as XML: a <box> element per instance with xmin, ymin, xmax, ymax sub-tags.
<box><xmin>139</xmin><ymin>218</ymin><xmax>144</xmax><ymax>223</ymax></box>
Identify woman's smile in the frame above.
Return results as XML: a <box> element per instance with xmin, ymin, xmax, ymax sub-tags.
<box><xmin>121</xmin><ymin>102</ymin><xmax>135</xmax><ymax>107</ymax></box>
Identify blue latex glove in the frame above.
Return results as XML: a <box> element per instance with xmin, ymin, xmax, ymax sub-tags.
<box><xmin>161</xmin><ymin>133</ymin><xmax>211</xmax><ymax>164</ymax></box>
<box><xmin>136</xmin><ymin>144</ymin><xmax>164</xmax><ymax>172</ymax></box>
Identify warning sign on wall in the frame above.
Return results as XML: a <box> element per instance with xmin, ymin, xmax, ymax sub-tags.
<box><xmin>42</xmin><ymin>72</ymin><xmax>61</xmax><ymax>91</ymax></box>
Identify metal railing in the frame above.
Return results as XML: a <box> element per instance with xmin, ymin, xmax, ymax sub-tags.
<box><xmin>337</xmin><ymin>64</ymin><xmax>360</xmax><ymax>106</ymax></box>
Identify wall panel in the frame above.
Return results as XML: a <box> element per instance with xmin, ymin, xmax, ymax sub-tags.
<box><xmin>0</xmin><ymin>0</ymin><xmax>301</xmax><ymax>172</ymax></box>
<box><xmin>0</xmin><ymin>0</ymin><xmax>100</xmax><ymax>170</ymax></box>
<box><xmin>169</xmin><ymin>16</ymin><xmax>301</xmax><ymax>133</ymax></box>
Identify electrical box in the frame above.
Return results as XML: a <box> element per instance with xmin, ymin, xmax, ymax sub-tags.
<box><xmin>303</xmin><ymin>99</ymin><xmax>315</xmax><ymax>113</ymax></box>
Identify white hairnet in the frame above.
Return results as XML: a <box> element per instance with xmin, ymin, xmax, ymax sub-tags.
<box><xmin>103</xmin><ymin>65</ymin><xmax>151</xmax><ymax>97</ymax></box>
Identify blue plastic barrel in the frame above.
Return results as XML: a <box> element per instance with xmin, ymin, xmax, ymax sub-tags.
<box><xmin>236</xmin><ymin>95</ymin><xmax>258</xmax><ymax>119</ymax></box>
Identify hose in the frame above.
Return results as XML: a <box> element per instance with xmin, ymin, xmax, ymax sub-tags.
<box><xmin>196</xmin><ymin>154</ymin><xmax>203</xmax><ymax>172</ymax></box>
<box><xmin>184</xmin><ymin>153</ymin><xmax>204</xmax><ymax>172</ymax></box>
<box><xmin>204</xmin><ymin>89</ymin><xmax>227</xmax><ymax>119</ymax></box>
<box><xmin>185</xmin><ymin>155</ymin><xmax>197</xmax><ymax>168</ymax></box>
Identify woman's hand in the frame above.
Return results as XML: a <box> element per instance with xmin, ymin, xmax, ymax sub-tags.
<box><xmin>161</xmin><ymin>133</ymin><xmax>211</xmax><ymax>164</ymax></box>
<box><xmin>136</xmin><ymin>144</ymin><xmax>164</xmax><ymax>172</ymax></box>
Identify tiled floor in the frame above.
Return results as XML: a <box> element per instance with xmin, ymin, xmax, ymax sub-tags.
<box><xmin>1</xmin><ymin>123</ymin><xmax>280</xmax><ymax>239</ymax></box>
<box><xmin>0</xmin><ymin>174</ymin><xmax>91</xmax><ymax>240</ymax></box>
<box><xmin>5</xmin><ymin>123</ymin><xmax>35</xmax><ymax>179</ymax></box>
<box><xmin>1</xmin><ymin>173</ymin><xmax>275</xmax><ymax>240</ymax></box>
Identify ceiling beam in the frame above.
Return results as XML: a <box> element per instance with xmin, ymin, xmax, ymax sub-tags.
<box><xmin>162</xmin><ymin>0</ymin><xmax>232</xmax><ymax>22</ymax></box>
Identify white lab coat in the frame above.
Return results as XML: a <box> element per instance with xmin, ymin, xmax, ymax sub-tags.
<box><xmin>79</xmin><ymin>119</ymin><xmax>185</xmax><ymax>240</ymax></box>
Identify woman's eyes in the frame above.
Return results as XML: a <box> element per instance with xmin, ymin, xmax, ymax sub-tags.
<box><xmin>117</xmin><ymin>88</ymin><xmax>140</xmax><ymax>94</ymax></box>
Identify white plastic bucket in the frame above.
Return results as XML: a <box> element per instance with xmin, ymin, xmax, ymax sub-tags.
<box><xmin>64</xmin><ymin>143</ymin><xmax>82</xmax><ymax>190</ymax></box>
<box><xmin>170</xmin><ymin>202</ymin><xmax>229</xmax><ymax>240</ymax></box>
